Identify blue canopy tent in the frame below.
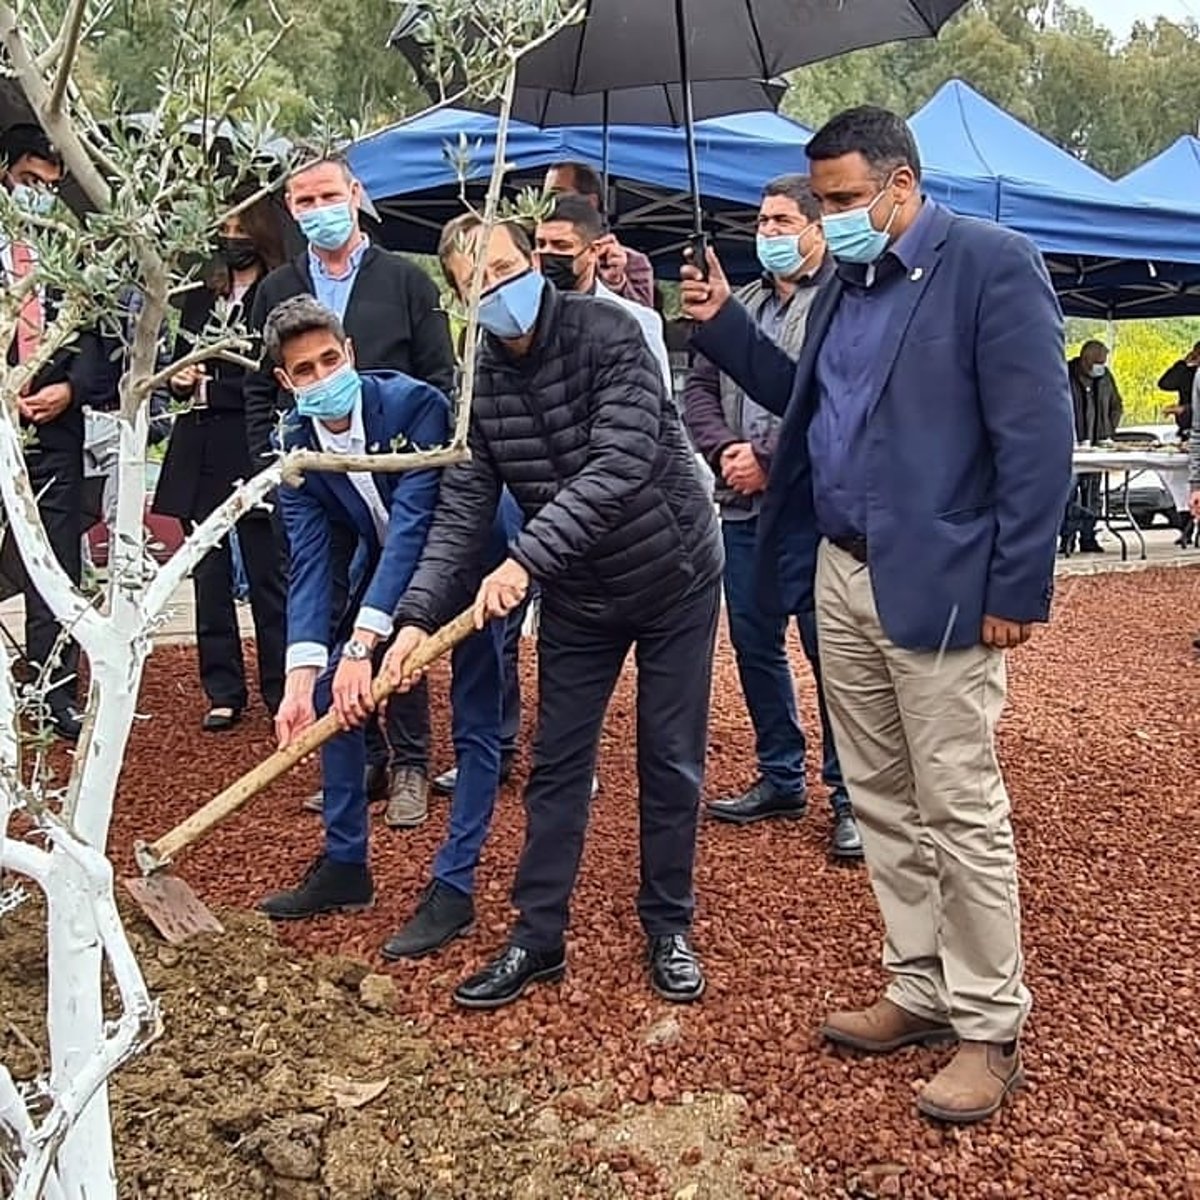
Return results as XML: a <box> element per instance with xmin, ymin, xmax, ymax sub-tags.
<box><xmin>910</xmin><ymin>81</ymin><xmax>1200</xmax><ymax>318</ymax></box>
<box><xmin>348</xmin><ymin>107</ymin><xmax>811</xmax><ymax>280</ymax></box>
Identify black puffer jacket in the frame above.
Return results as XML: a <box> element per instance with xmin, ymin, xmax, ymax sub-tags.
<box><xmin>396</xmin><ymin>284</ymin><xmax>722</xmax><ymax>629</ymax></box>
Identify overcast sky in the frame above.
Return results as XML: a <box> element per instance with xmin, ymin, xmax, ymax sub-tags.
<box><xmin>1075</xmin><ymin>0</ymin><xmax>1199</xmax><ymax>36</ymax></box>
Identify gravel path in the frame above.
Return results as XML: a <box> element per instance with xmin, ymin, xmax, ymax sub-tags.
<box><xmin>107</xmin><ymin>568</ymin><xmax>1200</xmax><ymax>1198</ymax></box>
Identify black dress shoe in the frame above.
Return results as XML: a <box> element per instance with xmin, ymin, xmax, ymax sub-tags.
<box><xmin>706</xmin><ymin>778</ymin><xmax>807</xmax><ymax>826</ymax></box>
<box><xmin>647</xmin><ymin>934</ymin><xmax>705</xmax><ymax>1003</ymax></box>
<box><xmin>381</xmin><ymin>880</ymin><xmax>475</xmax><ymax>960</ymax></box>
<box><xmin>431</xmin><ymin>751</ymin><xmax>516</xmax><ymax>796</ymax></box>
<box><xmin>303</xmin><ymin>762</ymin><xmax>391</xmax><ymax>814</ymax></box>
<box><xmin>49</xmin><ymin>704</ymin><xmax>84</xmax><ymax>742</ymax></box>
<box><xmin>453</xmin><ymin>944</ymin><xmax>566</xmax><ymax>1010</ymax></box>
<box><xmin>831</xmin><ymin>808</ymin><xmax>865</xmax><ymax>861</ymax></box>
<box><xmin>258</xmin><ymin>857</ymin><xmax>373</xmax><ymax>920</ymax></box>
<box><xmin>202</xmin><ymin>706</ymin><xmax>242</xmax><ymax>732</ymax></box>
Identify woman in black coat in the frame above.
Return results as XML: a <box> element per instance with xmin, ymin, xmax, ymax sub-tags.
<box><xmin>153</xmin><ymin>199</ymin><xmax>288</xmax><ymax>730</ymax></box>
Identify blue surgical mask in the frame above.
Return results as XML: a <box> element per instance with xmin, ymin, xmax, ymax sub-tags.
<box><xmin>296</xmin><ymin>202</ymin><xmax>356</xmax><ymax>251</ymax></box>
<box><xmin>820</xmin><ymin>185</ymin><xmax>899</xmax><ymax>265</ymax></box>
<box><xmin>1089</xmin><ymin>363</ymin><xmax>1107</xmax><ymax>379</ymax></box>
<box><xmin>756</xmin><ymin>231</ymin><xmax>819</xmax><ymax>278</ymax></box>
<box><xmin>478</xmin><ymin>270</ymin><xmax>546</xmax><ymax>340</ymax></box>
<box><xmin>292</xmin><ymin>362</ymin><xmax>361</xmax><ymax>422</ymax></box>
<box><xmin>11</xmin><ymin>183</ymin><xmax>55</xmax><ymax>217</ymax></box>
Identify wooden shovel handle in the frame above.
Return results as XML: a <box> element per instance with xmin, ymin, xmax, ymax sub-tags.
<box><xmin>135</xmin><ymin>608</ymin><xmax>478</xmax><ymax>875</ymax></box>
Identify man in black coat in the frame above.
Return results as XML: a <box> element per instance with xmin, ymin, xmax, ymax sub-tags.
<box><xmin>243</xmin><ymin>153</ymin><xmax>457</xmax><ymax>824</ymax></box>
<box><xmin>384</xmin><ymin>215</ymin><xmax>723</xmax><ymax>1011</ymax></box>
<box><xmin>2</xmin><ymin>124</ymin><xmax>101</xmax><ymax>740</ymax></box>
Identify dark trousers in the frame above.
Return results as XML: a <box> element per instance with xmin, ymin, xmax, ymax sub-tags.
<box><xmin>317</xmin><ymin>628</ymin><xmax>502</xmax><ymax>871</ymax></box>
<box><xmin>192</xmin><ymin>516</ymin><xmax>287</xmax><ymax>713</ymax></box>
<box><xmin>433</xmin><ymin>618</ymin><xmax>506</xmax><ymax>894</ymax></box>
<box><xmin>1063</xmin><ymin>472</ymin><xmax>1102</xmax><ymax>549</ymax></box>
<box><xmin>23</xmin><ymin>445</ymin><xmax>82</xmax><ymax>714</ymax></box>
<box><xmin>366</xmin><ymin>679</ymin><xmax>429</xmax><ymax>771</ymax></box>
<box><xmin>499</xmin><ymin>596</ymin><xmax>528</xmax><ymax>756</ymax></box>
<box><xmin>722</xmin><ymin>519</ymin><xmax>847</xmax><ymax>810</ymax></box>
<box><xmin>511</xmin><ymin>578</ymin><xmax>720</xmax><ymax>952</ymax></box>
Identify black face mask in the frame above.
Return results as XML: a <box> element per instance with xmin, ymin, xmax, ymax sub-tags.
<box><xmin>540</xmin><ymin>251</ymin><xmax>582</xmax><ymax>293</ymax></box>
<box><xmin>217</xmin><ymin>235</ymin><xmax>260</xmax><ymax>272</ymax></box>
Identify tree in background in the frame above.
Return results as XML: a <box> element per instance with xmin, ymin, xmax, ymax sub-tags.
<box><xmin>783</xmin><ymin>0</ymin><xmax>1200</xmax><ymax>178</ymax></box>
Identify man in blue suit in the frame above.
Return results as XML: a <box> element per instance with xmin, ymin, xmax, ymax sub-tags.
<box><xmin>682</xmin><ymin>107</ymin><xmax>1073</xmax><ymax>1125</ymax></box>
<box><xmin>258</xmin><ymin>295</ymin><xmax>514</xmax><ymax>960</ymax></box>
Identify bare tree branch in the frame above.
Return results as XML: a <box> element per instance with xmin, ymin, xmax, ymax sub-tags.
<box><xmin>279</xmin><ymin>443</ymin><xmax>470</xmax><ymax>488</ymax></box>
<box><xmin>46</xmin><ymin>0</ymin><xmax>88</xmax><ymax>116</ymax></box>
<box><xmin>134</xmin><ymin>334</ymin><xmax>251</xmax><ymax>399</ymax></box>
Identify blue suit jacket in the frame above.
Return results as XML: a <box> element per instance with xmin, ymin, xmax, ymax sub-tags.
<box><xmin>692</xmin><ymin>204</ymin><xmax>1074</xmax><ymax>651</ymax></box>
<box><xmin>278</xmin><ymin>370</ymin><xmax>450</xmax><ymax>664</ymax></box>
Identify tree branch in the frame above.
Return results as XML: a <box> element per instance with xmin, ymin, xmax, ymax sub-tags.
<box><xmin>0</xmin><ymin>402</ymin><xmax>103</xmax><ymax>657</ymax></box>
<box><xmin>0</xmin><ymin>2</ymin><xmax>111</xmax><ymax>212</ymax></box>
<box><xmin>46</xmin><ymin>0</ymin><xmax>88</xmax><ymax>117</ymax></box>
<box><xmin>134</xmin><ymin>334</ymin><xmax>251</xmax><ymax>399</ymax></box>
<box><xmin>279</xmin><ymin>443</ymin><xmax>470</xmax><ymax>488</ymax></box>
<box><xmin>140</xmin><ymin>461</ymin><xmax>284</xmax><ymax>623</ymax></box>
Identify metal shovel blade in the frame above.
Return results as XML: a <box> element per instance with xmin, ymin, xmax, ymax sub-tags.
<box><xmin>123</xmin><ymin>874</ymin><xmax>224</xmax><ymax>945</ymax></box>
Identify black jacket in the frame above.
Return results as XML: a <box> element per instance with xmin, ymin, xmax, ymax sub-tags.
<box><xmin>6</xmin><ymin>293</ymin><xmax>101</xmax><ymax>458</ymax></box>
<box><xmin>153</xmin><ymin>281</ymin><xmax>263</xmax><ymax>522</ymax></box>
<box><xmin>396</xmin><ymin>286</ymin><xmax>722</xmax><ymax>630</ymax></box>
<box><xmin>242</xmin><ymin>246</ymin><xmax>456</xmax><ymax>465</ymax></box>
<box><xmin>1158</xmin><ymin>358</ymin><xmax>1195</xmax><ymax>438</ymax></box>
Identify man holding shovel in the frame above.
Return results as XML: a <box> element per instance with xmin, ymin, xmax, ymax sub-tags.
<box><xmin>258</xmin><ymin>296</ymin><xmax>517</xmax><ymax>960</ymax></box>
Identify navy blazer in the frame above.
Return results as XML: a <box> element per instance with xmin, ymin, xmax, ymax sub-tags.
<box><xmin>278</xmin><ymin>370</ymin><xmax>450</xmax><ymax>666</ymax></box>
<box><xmin>692</xmin><ymin>203</ymin><xmax>1075</xmax><ymax>652</ymax></box>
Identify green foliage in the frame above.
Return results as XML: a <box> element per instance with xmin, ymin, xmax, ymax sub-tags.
<box><xmin>782</xmin><ymin>0</ymin><xmax>1200</xmax><ymax>178</ymax></box>
<box><xmin>1066</xmin><ymin>317</ymin><xmax>1200</xmax><ymax>424</ymax></box>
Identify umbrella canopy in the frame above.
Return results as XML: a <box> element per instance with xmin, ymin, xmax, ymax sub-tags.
<box><xmin>503</xmin><ymin>77</ymin><xmax>786</xmax><ymax>128</ymax></box>
<box><xmin>392</xmin><ymin>0</ymin><xmax>967</xmax><ymax>234</ymax></box>
<box><xmin>515</xmin><ymin>0</ymin><xmax>968</xmax><ymax>91</ymax></box>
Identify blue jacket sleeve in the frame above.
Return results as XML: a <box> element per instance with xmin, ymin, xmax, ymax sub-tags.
<box><xmin>976</xmin><ymin>235</ymin><xmax>1074</xmax><ymax>623</ymax></box>
<box><xmin>689</xmin><ymin>298</ymin><xmax>796</xmax><ymax>420</ymax></box>
<box><xmin>279</xmin><ymin>480</ymin><xmax>333</xmax><ymax>670</ymax></box>
<box><xmin>356</xmin><ymin>383</ymin><xmax>451</xmax><ymax>629</ymax></box>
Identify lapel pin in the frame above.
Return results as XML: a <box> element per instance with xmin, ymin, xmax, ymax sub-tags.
<box><xmin>910</xmin><ymin>267</ymin><xmax>924</xmax><ymax>282</ymax></box>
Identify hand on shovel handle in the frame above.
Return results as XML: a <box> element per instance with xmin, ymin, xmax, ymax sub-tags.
<box><xmin>134</xmin><ymin>608</ymin><xmax>479</xmax><ymax>877</ymax></box>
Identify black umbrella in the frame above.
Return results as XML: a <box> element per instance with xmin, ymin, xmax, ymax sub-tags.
<box><xmin>393</xmin><ymin>0</ymin><xmax>967</xmax><ymax>242</ymax></box>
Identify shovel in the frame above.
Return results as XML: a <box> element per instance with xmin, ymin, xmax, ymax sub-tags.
<box><xmin>123</xmin><ymin>608</ymin><xmax>478</xmax><ymax>944</ymax></box>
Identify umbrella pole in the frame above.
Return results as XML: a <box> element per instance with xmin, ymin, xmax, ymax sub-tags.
<box><xmin>601</xmin><ymin>91</ymin><xmax>611</xmax><ymax>219</ymax></box>
<box><xmin>673</xmin><ymin>0</ymin><xmax>703</xmax><ymax>236</ymax></box>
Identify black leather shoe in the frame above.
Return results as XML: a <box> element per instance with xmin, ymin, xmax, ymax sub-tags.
<box><xmin>1079</xmin><ymin>542</ymin><xmax>1105</xmax><ymax>554</ymax></box>
<box><xmin>647</xmin><ymin>934</ymin><xmax>706</xmax><ymax>1003</ymax></box>
<box><xmin>381</xmin><ymin>880</ymin><xmax>475</xmax><ymax>960</ymax></box>
<box><xmin>201</xmin><ymin>706</ymin><xmax>242</xmax><ymax>732</ymax></box>
<box><xmin>258</xmin><ymin>857</ymin><xmax>373</xmax><ymax>920</ymax></box>
<box><xmin>303</xmin><ymin>762</ymin><xmax>390</xmax><ymax>814</ymax></box>
<box><xmin>706</xmin><ymin>778</ymin><xmax>807</xmax><ymax>826</ymax></box>
<box><xmin>453</xmin><ymin>944</ymin><xmax>566</xmax><ymax>1010</ymax></box>
<box><xmin>49</xmin><ymin>703</ymin><xmax>84</xmax><ymax>742</ymax></box>
<box><xmin>831</xmin><ymin>808</ymin><xmax>865</xmax><ymax>861</ymax></box>
<box><xmin>432</xmin><ymin>751</ymin><xmax>516</xmax><ymax>796</ymax></box>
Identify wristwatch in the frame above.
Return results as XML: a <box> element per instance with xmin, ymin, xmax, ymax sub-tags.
<box><xmin>341</xmin><ymin>638</ymin><xmax>371</xmax><ymax>662</ymax></box>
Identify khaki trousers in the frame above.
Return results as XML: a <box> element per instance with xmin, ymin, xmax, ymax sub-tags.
<box><xmin>815</xmin><ymin>541</ymin><xmax>1031</xmax><ymax>1041</ymax></box>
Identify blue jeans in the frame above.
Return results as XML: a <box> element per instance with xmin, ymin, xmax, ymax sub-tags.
<box><xmin>721</xmin><ymin>518</ymin><xmax>848</xmax><ymax>812</ymax></box>
<box><xmin>315</xmin><ymin>622</ymin><xmax>504</xmax><ymax>888</ymax></box>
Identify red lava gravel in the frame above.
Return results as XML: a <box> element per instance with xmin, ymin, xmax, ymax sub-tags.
<box><xmin>99</xmin><ymin>567</ymin><xmax>1200</xmax><ymax>1198</ymax></box>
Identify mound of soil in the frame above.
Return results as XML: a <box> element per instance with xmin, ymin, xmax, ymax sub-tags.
<box><xmin>4</xmin><ymin>567</ymin><xmax>1200</xmax><ymax>1197</ymax></box>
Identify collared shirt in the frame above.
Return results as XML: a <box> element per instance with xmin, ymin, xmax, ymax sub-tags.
<box><xmin>808</xmin><ymin>199</ymin><xmax>940</xmax><ymax>540</ymax></box>
<box><xmin>311</xmin><ymin>393</ymin><xmax>390</xmax><ymax>544</ymax></box>
<box><xmin>307</xmin><ymin>234</ymin><xmax>368</xmax><ymax>319</ymax></box>
<box><xmin>285</xmin><ymin>390</ymin><xmax>393</xmax><ymax>672</ymax></box>
<box><xmin>592</xmin><ymin>278</ymin><xmax>673</xmax><ymax>396</ymax></box>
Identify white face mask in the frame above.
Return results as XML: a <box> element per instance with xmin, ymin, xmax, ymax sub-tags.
<box><xmin>10</xmin><ymin>183</ymin><xmax>56</xmax><ymax>217</ymax></box>
<box><xmin>1089</xmin><ymin>363</ymin><xmax>1107</xmax><ymax>379</ymax></box>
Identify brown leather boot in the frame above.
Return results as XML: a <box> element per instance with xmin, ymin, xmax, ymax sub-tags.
<box><xmin>385</xmin><ymin>766</ymin><xmax>429</xmax><ymax>829</ymax></box>
<box><xmin>917</xmin><ymin>1040</ymin><xmax>1025</xmax><ymax>1123</ymax></box>
<box><xmin>820</xmin><ymin>997</ymin><xmax>956</xmax><ymax>1053</ymax></box>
